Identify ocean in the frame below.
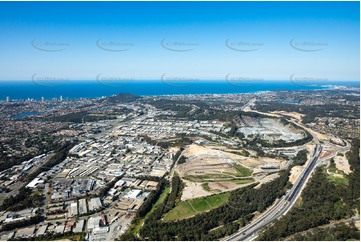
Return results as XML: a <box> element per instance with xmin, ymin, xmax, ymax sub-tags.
<box><xmin>0</xmin><ymin>80</ymin><xmax>359</xmax><ymax>101</ymax></box>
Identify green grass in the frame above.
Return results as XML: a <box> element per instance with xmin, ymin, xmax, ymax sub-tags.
<box><xmin>191</xmin><ymin>197</ymin><xmax>212</xmax><ymax>211</ymax></box>
<box><xmin>206</xmin><ymin>193</ymin><xmax>230</xmax><ymax>207</ymax></box>
<box><xmin>148</xmin><ymin>186</ymin><xmax>170</xmax><ymax>217</ymax></box>
<box><xmin>230</xmin><ymin>178</ymin><xmax>255</xmax><ymax>184</ymax></box>
<box><xmin>232</xmin><ymin>163</ymin><xmax>253</xmax><ymax>177</ymax></box>
<box><xmin>329</xmin><ymin>176</ymin><xmax>348</xmax><ymax>186</ymax></box>
<box><xmin>324</xmin><ymin>165</ymin><xmax>348</xmax><ymax>186</ymax></box>
<box><xmin>163</xmin><ymin>193</ymin><xmax>230</xmax><ymax>221</ymax></box>
<box><xmin>185</xmin><ymin>174</ymin><xmax>235</xmax><ymax>182</ymax></box>
<box><xmin>201</xmin><ymin>183</ymin><xmax>211</xmax><ymax>191</ymax></box>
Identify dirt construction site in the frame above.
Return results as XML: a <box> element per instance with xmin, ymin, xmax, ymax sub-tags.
<box><xmin>176</xmin><ymin>144</ymin><xmax>287</xmax><ymax>200</ymax></box>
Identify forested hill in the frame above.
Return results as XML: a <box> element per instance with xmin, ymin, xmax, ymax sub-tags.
<box><xmin>105</xmin><ymin>93</ymin><xmax>142</xmax><ymax>103</ymax></box>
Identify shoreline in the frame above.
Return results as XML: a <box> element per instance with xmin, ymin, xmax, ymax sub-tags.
<box><xmin>0</xmin><ymin>82</ymin><xmax>359</xmax><ymax>102</ymax></box>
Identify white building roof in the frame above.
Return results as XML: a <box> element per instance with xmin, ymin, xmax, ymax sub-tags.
<box><xmin>26</xmin><ymin>177</ymin><xmax>44</xmax><ymax>189</ymax></box>
<box><xmin>124</xmin><ymin>189</ymin><xmax>142</xmax><ymax>199</ymax></box>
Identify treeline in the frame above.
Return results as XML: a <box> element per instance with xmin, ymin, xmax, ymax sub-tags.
<box><xmin>238</xmin><ymin>111</ymin><xmax>271</xmax><ymax>119</ymax></box>
<box><xmin>1</xmin><ymin>189</ymin><xmax>43</xmax><ymax>212</ymax></box>
<box><xmin>51</xmin><ymin>111</ymin><xmax>116</xmax><ymax>123</ymax></box>
<box><xmin>173</xmin><ymin>147</ymin><xmax>184</xmax><ymax>162</ymax></box>
<box><xmin>134</xmin><ymin>175</ymin><xmax>163</xmax><ymax>182</ymax></box>
<box><xmin>11</xmin><ymin>232</ymin><xmax>86</xmax><ymax>241</ymax></box>
<box><xmin>0</xmin><ymin>215</ymin><xmax>43</xmax><ymax>232</ymax></box>
<box><xmin>0</xmin><ymin>187</ymin><xmax>32</xmax><ymax>211</ymax></box>
<box><xmin>255</xmin><ymin>101</ymin><xmax>359</xmax><ymax>124</ymax></box>
<box><xmin>177</xmin><ymin>156</ymin><xmax>187</xmax><ymax>165</ymax></box>
<box><xmin>291</xmin><ymin>222</ymin><xmax>360</xmax><ymax>241</ymax></box>
<box><xmin>0</xmin><ymin>133</ymin><xmax>63</xmax><ymax>172</ymax></box>
<box><xmin>345</xmin><ymin>139</ymin><xmax>360</xmax><ymax>209</ymax></box>
<box><xmin>162</xmin><ymin>175</ymin><xmax>183</xmax><ymax>214</ymax></box>
<box><xmin>0</xmin><ymin>152</ymin><xmax>34</xmax><ymax>173</ymax></box>
<box><xmin>136</xmin><ymin>179</ymin><xmax>167</xmax><ymax>218</ymax></box>
<box><xmin>201</xmin><ymin>222</ymin><xmax>240</xmax><ymax>240</ymax></box>
<box><xmin>98</xmin><ymin>176</ymin><xmax>123</xmax><ymax>198</ymax></box>
<box><xmin>292</xmin><ymin>149</ymin><xmax>308</xmax><ymax>166</ymax></box>
<box><xmin>27</xmin><ymin>142</ymin><xmax>75</xmax><ymax>181</ymax></box>
<box><xmin>148</xmin><ymin>99</ymin><xmax>193</xmax><ymax>116</ymax></box>
<box><xmin>225</xmin><ymin>122</ymin><xmax>245</xmax><ymax>140</ymax></box>
<box><xmin>150</xmin><ymin>98</ymin><xmax>239</xmax><ymax>122</ymax></box>
<box><xmin>135</xmin><ymin>170</ymin><xmax>290</xmax><ymax>240</ymax></box>
<box><xmin>105</xmin><ymin>93</ymin><xmax>142</xmax><ymax>103</ymax></box>
<box><xmin>120</xmin><ymin>179</ymin><xmax>168</xmax><ymax>240</ymax></box>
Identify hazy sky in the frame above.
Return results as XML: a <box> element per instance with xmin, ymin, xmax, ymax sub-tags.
<box><xmin>0</xmin><ymin>1</ymin><xmax>359</xmax><ymax>81</ymax></box>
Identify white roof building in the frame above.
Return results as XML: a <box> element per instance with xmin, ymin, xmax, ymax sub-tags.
<box><xmin>26</xmin><ymin>177</ymin><xmax>44</xmax><ymax>189</ymax></box>
<box><xmin>89</xmin><ymin>197</ymin><xmax>102</xmax><ymax>211</ymax></box>
<box><xmin>124</xmin><ymin>189</ymin><xmax>142</xmax><ymax>199</ymax></box>
<box><xmin>69</xmin><ymin>202</ymin><xmax>78</xmax><ymax>217</ymax></box>
<box><xmin>87</xmin><ymin>216</ymin><xmax>101</xmax><ymax>230</ymax></box>
<box><xmin>73</xmin><ymin>219</ymin><xmax>85</xmax><ymax>233</ymax></box>
<box><xmin>78</xmin><ymin>198</ymin><xmax>88</xmax><ymax>215</ymax></box>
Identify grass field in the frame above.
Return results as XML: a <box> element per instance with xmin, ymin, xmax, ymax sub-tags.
<box><xmin>232</xmin><ymin>163</ymin><xmax>253</xmax><ymax>177</ymax></box>
<box><xmin>163</xmin><ymin>192</ymin><xmax>230</xmax><ymax>221</ymax></box>
<box><xmin>201</xmin><ymin>183</ymin><xmax>211</xmax><ymax>191</ymax></box>
<box><xmin>328</xmin><ymin>175</ymin><xmax>348</xmax><ymax>186</ymax></box>
<box><xmin>326</xmin><ymin>163</ymin><xmax>348</xmax><ymax>186</ymax></box>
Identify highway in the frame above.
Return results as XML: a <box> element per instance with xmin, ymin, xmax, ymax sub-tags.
<box><xmin>226</xmin><ymin>99</ymin><xmax>351</xmax><ymax>241</ymax></box>
<box><xmin>226</xmin><ymin>142</ymin><xmax>323</xmax><ymax>241</ymax></box>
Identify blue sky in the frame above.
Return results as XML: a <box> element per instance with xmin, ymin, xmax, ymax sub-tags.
<box><xmin>0</xmin><ymin>1</ymin><xmax>359</xmax><ymax>81</ymax></box>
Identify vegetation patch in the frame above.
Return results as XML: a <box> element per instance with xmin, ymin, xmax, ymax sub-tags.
<box><xmin>291</xmin><ymin>222</ymin><xmax>360</xmax><ymax>241</ymax></box>
<box><xmin>201</xmin><ymin>183</ymin><xmax>211</xmax><ymax>191</ymax></box>
<box><xmin>232</xmin><ymin>163</ymin><xmax>253</xmax><ymax>177</ymax></box>
<box><xmin>163</xmin><ymin>192</ymin><xmax>230</xmax><ymax>221</ymax></box>
<box><xmin>229</xmin><ymin>178</ymin><xmax>255</xmax><ymax>184</ymax></box>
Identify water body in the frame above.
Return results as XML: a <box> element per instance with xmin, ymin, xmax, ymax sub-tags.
<box><xmin>11</xmin><ymin>112</ymin><xmax>44</xmax><ymax>119</ymax></box>
<box><xmin>0</xmin><ymin>80</ymin><xmax>358</xmax><ymax>101</ymax></box>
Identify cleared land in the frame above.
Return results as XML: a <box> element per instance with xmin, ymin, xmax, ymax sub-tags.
<box><xmin>207</xmin><ymin>179</ymin><xmax>255</xmax><ymax>191</ymax></box>
<box><xmin>333</xmin><ymin>155</ymin><xmax>351</xmax><ymax>174</ymax></box>
<box><xmin>177</xmin><ymin>145</ymin><xmax>257</xmax><ymax>180</ymax></box>
<box><xmin>181</xmin><ymin>180</ymin><xmax>213</xmax><ymax>200</ymax></box>
<box><xmin>240</xmin><ymin>118</ymin><xmax>305</xmax><ymax>142</ymax></box>
<box><xmin>177</xmin><ymin>144</ymin><xmax>287</xmax><ymax>200</ymax></box>
<box><xmin>271</xmin><ymin>111</ymin><xmax>305</xmax><ymax>120</ymax></box>
<box><xmin>289</xmin><ymin>166</ymin><xmax>304</xmax><ymax>184</ymax></box>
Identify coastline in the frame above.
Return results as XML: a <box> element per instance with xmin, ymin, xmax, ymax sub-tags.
<box><xmin>0</xmin><ymin>81</ymin><xmax>359</xmax><ymax>101</ymax></box>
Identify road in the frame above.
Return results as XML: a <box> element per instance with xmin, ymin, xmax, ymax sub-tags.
<box><xmin>225</xmin><ymin>99</ymin><xmax>352</xmax><ymax>241</ymax></box>
<box><xmin>226</xmin><ymin>140</ymin><xmax>323</xmax><ymax>241</ymax></box>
